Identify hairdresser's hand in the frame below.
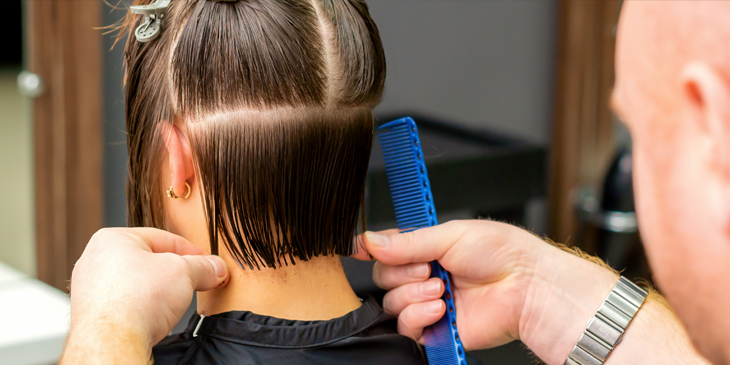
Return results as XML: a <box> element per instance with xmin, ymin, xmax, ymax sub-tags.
<box><xmin>60</xmin><ymin>228</ymin><xmax>229</xmax><ymax>364</ymax></box>
<box><xmin>353</xmin><ymin>220</ymin><xmax>619</xmax><ymax>365</ymax></box>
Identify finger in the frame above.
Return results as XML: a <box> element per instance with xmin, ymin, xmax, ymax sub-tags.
<box><xmin>372</xmin><ymin>262</ymin><xmax>431</xmax><ymax>290</ymax></box>
<box><xmin>363</xmin><ymin>221</ymin><xmax>469</xmax><ymax>266</ymax></box>
<box><xmin>382</xmin><ymin>277</ymin><xmax>444</xmax><ymax>315</ymax></box>
<box><xmin>351</xmin><ymin>228</ymin><xmax>400</xmax><ymax>261</ymax></box>
<box><xmin>182</xmin><ymin>255</ymin><xmax>229</xmax><ymax>291</ymax></box>
<box><xmin>129</xmin><ymin>228</ymin><xmax>204</xmax><ymax>256</ymax></box>
<box><xmin>397</xmin><ymin>300</ymin><xmax>445</xmax><ymax>341</ymax></box>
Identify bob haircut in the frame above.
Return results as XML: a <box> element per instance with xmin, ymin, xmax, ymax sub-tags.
<box><xmin>121</xmin><ymin>0</ymin><xmax>385</xmax><ymax>269</ymax></box>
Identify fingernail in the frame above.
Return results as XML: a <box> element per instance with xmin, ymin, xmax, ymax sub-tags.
<box><xmin>365</xmin><ymin>232</ymin><xmax>389</xmax><ymax>248</ymax></box>
<box><xmin>217</xmin><ymin>275</ymin><xmax>230</xmax><ymax>289</ymax></box>
<box><xmin>407</xmin><ymin>264</ymin><xmax>429</xmax><ymax>278</ymax></box>
<box><xmin>420</xmin><ymin>280</ymin><xmax>441</xmax><ymax>295</ymax></box>
<box><xmin>425</xmin><ymin>300</ymin><xmax>444</xmax><ymax>314</ymax></box>
<box><xmin>206</xmin><ymin>256</ymin><xmax>226</xmax><ymax>278</ymax></box>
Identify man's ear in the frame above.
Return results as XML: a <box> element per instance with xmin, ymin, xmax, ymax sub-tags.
<box><xmin>680</xmin><ymin>62</ymin><xmax>730</xmax><ymax>179</ymax></box>
<box><xmin>160</xmin><ymin>121</ymin><xmax>195</xmax><ymax>198</ymax></box>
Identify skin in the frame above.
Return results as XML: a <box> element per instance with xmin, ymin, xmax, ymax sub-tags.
<box><xmin>63</xmin><ymin>1</ymin><xmax>730</xmax><ymax>363</ymax></box>
<box><xmin>60</xmin><ymin>228</ymin><xmax>229</xmax><ymax>364</ymax></box>
<box><xmin>613</xmin><ymin>3</ymin><xmax>730</xmax><ymax>364</ymax></box>
<box><xmin>358</xmin><ymin>1</ymin><xmax>730</xmax><ymax>364</ymax></box>
<box><xmin>354</xmin><ymin>222</ymin><xmax>709</xmax><ymax>365</ymax></box>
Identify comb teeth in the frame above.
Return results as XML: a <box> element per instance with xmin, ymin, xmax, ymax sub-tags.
<box><xmin>378</xmin><ymin>117</ymin><xmax>467</xmax><ymax>365</ymax></box>
<box><xmin>424</xmin><ymin>315</ymin><xmax>461</xmax><ymax>363</ymax></box>
<box><xmin>377</xmin><ymin>119</ymin><xmax>437</xmax><ymax>230</ymax></box>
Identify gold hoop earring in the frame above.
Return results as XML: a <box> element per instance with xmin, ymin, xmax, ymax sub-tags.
<box><xmin>167</xmin><ymin>182</ymin><xmax>192</xmax><ymax>200</ymax></box>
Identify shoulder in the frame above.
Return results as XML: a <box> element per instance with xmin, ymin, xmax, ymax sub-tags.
<box><xmin>326</xmin><ymin>307</ymin><xmax>428</xmax><ymax>364</ymax></box>
<box><xmin>152</xmin><ymin>332</ymin><xmax>197</xmax><ymax>365</ymax></box>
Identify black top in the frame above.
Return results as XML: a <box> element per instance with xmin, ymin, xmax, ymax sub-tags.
<box><xmin>153</xmin><ymin>297</ymin><xmax>428</xmax><ymax>364</ymax></box>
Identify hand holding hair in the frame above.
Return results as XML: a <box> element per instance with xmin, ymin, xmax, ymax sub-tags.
<box><xmin>353</xmin><ymin>220</ymin><xmax>708</xmax><ymax>365</ymax></box>
<box><xmin>60</xmin><ymin>228</ymin><xmax>229</xmax><ymax>364</ymax></box>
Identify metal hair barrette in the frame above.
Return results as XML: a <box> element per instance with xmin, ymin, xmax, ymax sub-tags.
<box><xmin>130</xmin><ymin>0</ymin><xmax>171</xmax><ymax>43</ymax></box>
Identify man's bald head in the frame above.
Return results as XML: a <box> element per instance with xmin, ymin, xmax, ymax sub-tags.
<box><xmin>614</xmin><ymin>2</ymin><xmax>730</xmax><ymax>363</ymax></box>
<box><xmin>616</xmin><ymin>1</ymin><xmax>730</xmax><ymax>122</ymax></box>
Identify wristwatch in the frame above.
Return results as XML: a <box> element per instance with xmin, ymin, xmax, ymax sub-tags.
<box><xmin>564</xmin><ymin>277</ymin><xmax>648</xmax><ymax>365</ymax></box>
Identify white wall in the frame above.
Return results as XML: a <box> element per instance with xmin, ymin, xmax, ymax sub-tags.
<box><xmin>0</xmin><ymin>69</ymin><xmax>35</xmax><ymax>275</ymax></box>
<box><xmin>368</xmin><ymin>0</ymin><xmax>558</xmax><ymax>145</ymax></box>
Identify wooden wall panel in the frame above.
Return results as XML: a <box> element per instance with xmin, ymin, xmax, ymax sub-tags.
<box><xmin>26</xmin><ymin>1</ymin><xmax>103</xmax><ymax>291</ymax></box>
<box><xmin>549</xmin><ymin>0</ymin><xmax>621</xmax><ymax>248</ymax></box>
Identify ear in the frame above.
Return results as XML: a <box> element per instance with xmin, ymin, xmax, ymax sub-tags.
<box><xmin>160</xmin><ymin>121</ymin><xmax>195</xmax><ymax>198</ymax></box>
<box><xmin>680</xmin><ymin>62</ymin><xmax>730</xmax><ymax>179</ymax></box>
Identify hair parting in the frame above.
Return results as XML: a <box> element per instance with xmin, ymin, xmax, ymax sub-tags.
<box><xmin>122</xmin><ymin>0</ymin><xmax>385</xmax><ymax>269</ymax></box>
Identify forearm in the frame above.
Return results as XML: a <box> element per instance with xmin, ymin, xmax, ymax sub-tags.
<box><xmin>60</xmin><ymin>321</ymin><xmax>150</xmax><ymax>365</ymax></box>
<box><xmin>58</xmin><ymin>228</ymin><xmax>228</xmax><ymax>364</ymax></box>
<box><xmin>519</xmin><ymin>241</ymin><xmax>618</xmax><ymax>364</ymax></box>
<box><xmin>519</xmin><ymin>241</ymin><xmax>708</xmax><ymax>365</ymax></box>
<box><xmin>605</xmin><ymin>294</ymin><xmax>710</xmax><ymax>364</ymax></box>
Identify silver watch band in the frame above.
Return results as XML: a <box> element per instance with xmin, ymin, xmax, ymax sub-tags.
<box><xmin>564</xmin><ymin>277</ymin><xmax>648</xmax><ymax>365</ymax></box>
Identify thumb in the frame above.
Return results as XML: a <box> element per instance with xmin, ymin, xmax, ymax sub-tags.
<box><xmin>351</xmin><ymin>228</ymin><xmax>401</xmax><ymax>261</ymax></box>
<box><xmin>361</xmin><ymin>222</ymin><xmax>465</xmax><ymax>266</ymax></box>
<box><xmin>182</xmin><ymin>255</ymin><xmax>229</xmax><ymax>291</ymax></box>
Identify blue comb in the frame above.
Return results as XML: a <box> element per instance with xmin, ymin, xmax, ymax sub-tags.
<box><xmin>377</xmin><ymin>117</ymin><xmax>467</xmax><ymax>365</ymax></box>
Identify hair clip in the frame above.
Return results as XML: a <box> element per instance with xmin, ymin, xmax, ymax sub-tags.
<box><xmin>130</xmin><ymin>0</ymin><xmax>171</xmax><ymax>43</ymax></box>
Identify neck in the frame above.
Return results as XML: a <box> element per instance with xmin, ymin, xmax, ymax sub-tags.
<box><xmin>197</xmin><ymin>254</ymin><xmax>362</xmax><ymax>320</ymax></box>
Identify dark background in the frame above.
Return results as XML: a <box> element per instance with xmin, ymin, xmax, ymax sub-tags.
<box><xmin>0</xmin><ymin>1</ymin><xmax>23</xmax><ymax>67</ymax></box>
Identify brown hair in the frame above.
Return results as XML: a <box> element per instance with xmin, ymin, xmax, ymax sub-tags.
<box><xmin>121</xmin><ymin>0</ymin><xmax>385</xmax><ymax>268</ymax></box>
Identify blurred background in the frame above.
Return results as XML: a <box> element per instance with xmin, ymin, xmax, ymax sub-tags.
<box><xmin>0</xmin><ymin>1</ymin><xmax>648</xmax><ymax>364</ymax></box>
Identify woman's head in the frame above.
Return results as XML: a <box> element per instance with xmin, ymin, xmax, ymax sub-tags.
<box><xmin>122</xmin><ymin>0</ymin><xmax>385</xmax><ymax>269</ymax></box>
